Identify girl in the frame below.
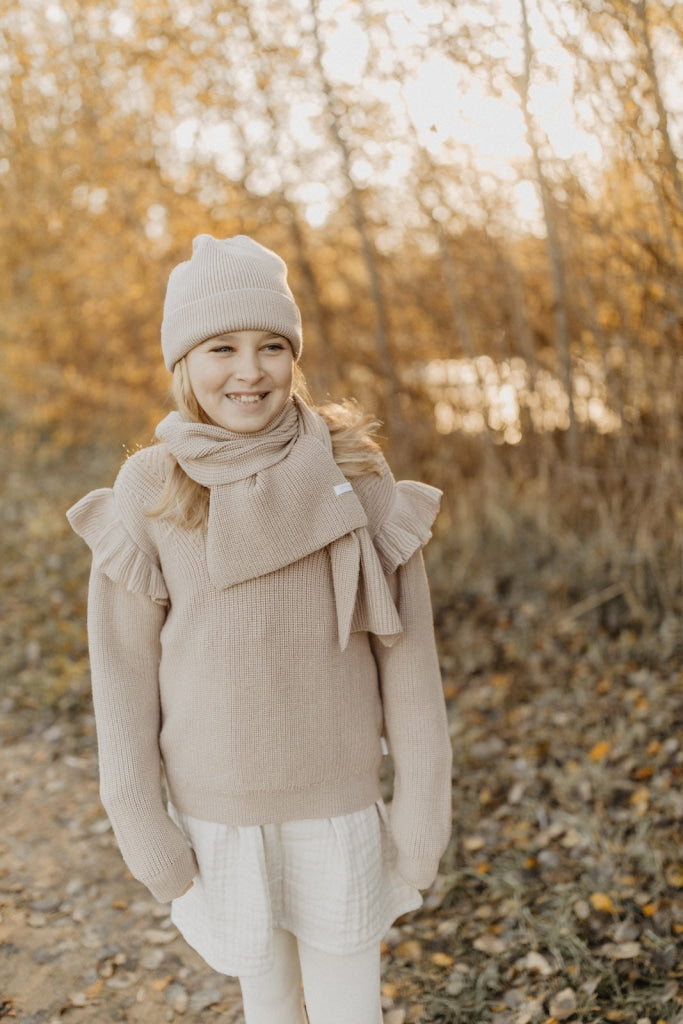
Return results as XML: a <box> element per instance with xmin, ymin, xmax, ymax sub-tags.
<box><xmin>67</xmin><ymin>235</ymin><xmax>452</xmax><ymax>1024</ymax></box>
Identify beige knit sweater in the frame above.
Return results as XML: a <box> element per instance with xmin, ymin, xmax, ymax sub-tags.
<box><xmin>67</xmin><ymin>402</ymin><xmax>452</xmax><ymax>903</ymax></box>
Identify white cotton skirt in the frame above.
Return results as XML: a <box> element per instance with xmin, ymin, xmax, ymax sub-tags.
<box><xmin>168</xmin><ymin>800</ymin><xmax>422</xmax><ymax>977</ymax></box>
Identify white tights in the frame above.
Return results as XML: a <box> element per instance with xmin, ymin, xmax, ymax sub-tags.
<box><xmin>238</xmin><ymin>928</ymin><xmax>383</xmax><ymax>1024</ymax></box>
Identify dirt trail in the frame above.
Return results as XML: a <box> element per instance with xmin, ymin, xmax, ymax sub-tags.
<box><xmin>0</xmin><ymin>712</ymin><xmax>244</xmax><ymax>1024</ymax></box>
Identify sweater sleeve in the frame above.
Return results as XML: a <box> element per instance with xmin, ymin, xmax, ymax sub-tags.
<box><xmin>372</xmin><ymin>551</ymin><xmax>453</xmax><ymax>889</ymax></box>
<box><xmin>67</xmin><ymin>482</ymin><xmax>198</xmax><ymax>903</ymax></box>
<box><xmin>356</xmin><ymin>463</ymin><xmax>452</xmax><ymax>890</ymax></box>
<box><xmin>86</xmin><ymin>569</ymin><xmax>198</xmax><ymax>902</ymax></box>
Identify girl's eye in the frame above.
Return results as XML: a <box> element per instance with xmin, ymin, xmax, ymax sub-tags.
<box><xmin>211</xmin><ymin>345</ymin><xmax>233</xmax><ymax>353</ymax></box>
<box><xmin>264</xmin><ymin>342</ymin><xmax>285</xmax><ymax>352</ymax></box>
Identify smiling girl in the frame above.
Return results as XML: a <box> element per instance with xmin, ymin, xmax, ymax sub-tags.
<box><xmin>67</xmin><ymin>235</ymin><xmax>452</xmax><ymax>1024</ymax></box>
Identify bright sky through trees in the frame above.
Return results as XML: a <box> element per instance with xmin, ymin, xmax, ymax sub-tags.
<box><xmin>144</xmin><ymin>0</ymin><xmax>613</xmax><ymax>231</ymax></box>
<box><xmin>298</xmin><ymin>0</ymin><xmax>614</xmax><ymax>228</ymax></box>
<box><xmin>36</xmin><ymin>0</ymin><xmax>674</xmax><ymax>235</ymax></box>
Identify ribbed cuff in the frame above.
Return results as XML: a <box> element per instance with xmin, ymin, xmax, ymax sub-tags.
<box><xmin>143</xmin><ymin>845</ymin><xmax>199</xmax><ymax>904</ymax></box>
<box><xmin>394</xmin><ymin>850</ymin><xmax>440</xmax><ymax>891</ymax></box>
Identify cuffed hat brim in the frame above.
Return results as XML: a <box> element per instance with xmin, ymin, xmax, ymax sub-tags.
<box><xmin>161</xmin><ymin>235</ymin><xmax>303</xmax><ymax>371</ymax></box>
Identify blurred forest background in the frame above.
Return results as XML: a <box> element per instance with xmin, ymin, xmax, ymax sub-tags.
<box><xmin>1</xmin><ymin>0</ymin><xmax>682</xmax><ymax>1021</ymax></box>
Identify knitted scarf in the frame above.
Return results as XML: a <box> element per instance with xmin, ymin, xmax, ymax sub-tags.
<box><xmin>155</xmin><ymin>396</ymin><xmax>403</xmax><ymax>650</ymax></box>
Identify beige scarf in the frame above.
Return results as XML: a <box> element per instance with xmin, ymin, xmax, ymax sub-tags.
<box><xmin>155</xmin><ymin>396</ymin><xmax>403</xmax><ymax>650</ymax></box>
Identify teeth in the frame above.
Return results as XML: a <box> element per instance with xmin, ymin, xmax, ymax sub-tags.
<box><xmin>229</xmin><ymin>394</ymin><xmax>265</xmax><ymax>404</ymax></box>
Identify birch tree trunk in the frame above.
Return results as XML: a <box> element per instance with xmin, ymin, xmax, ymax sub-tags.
<box><xmin>518</xmin><ymin>0</ymin><xmax>577</xmax><ymax>461</ymax></box>
<box><xmin>307</xmin><ymin>0</ymin><xmax>404</xmax><ymax>451</ymax></box>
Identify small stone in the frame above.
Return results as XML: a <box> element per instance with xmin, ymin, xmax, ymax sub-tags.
<box><xmin>33</xmin><ymin>946</ymin><xmax>61</xmax><ymax>964</ymax></box>
<box><xmin>446</xmin><ymin>971</ymin><xmax>466</xmax><ymax>996</ymax></box>
<box><xmin>189</xmin><ymin>988</ymin><xmax>222</xmax><ymax>1013</ymax></box>
<box><xmin>165</xmin><ymin>981</ymin><xmax>189</xmax><ymax>1013</ymax></box>
<box><xmin>31</xmin><ymin>895</ymin><xmax>62</xmax><ymax>913</ymax></box>
<box><xmin>106</xmin><ymin>970</ymin><xmax>139</xmax><ymax>990</ymax></box>
<box><xmin>140</xmin><ymin>948</ymin><xmax>166</xmax><ymax>969</ymax></box>
<box><xmin>144</xmin><ymin>928</ymin><xmax>178</xmax><ymax>945</ymax></box>
<box><xmin>89</xmin><ymin>817</ymin><xmax>112</xmax><ymax>835</ymax></box>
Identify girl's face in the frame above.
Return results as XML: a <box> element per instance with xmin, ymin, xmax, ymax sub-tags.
<box><xmin>185</xmin><ymin>330</ymin><xmax>294</xmax><ymax>433</ymax></box>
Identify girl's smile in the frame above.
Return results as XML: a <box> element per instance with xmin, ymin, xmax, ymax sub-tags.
<box><xmin>185</xmin><ymin>329</ymin><xmax>294</xmax><ymax>433</ymax></box>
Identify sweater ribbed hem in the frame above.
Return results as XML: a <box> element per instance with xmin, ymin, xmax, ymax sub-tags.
<box><xmin>166</xmin><ymin>770</ymin><xmax>382</xmax><ymax>828</ymax></box>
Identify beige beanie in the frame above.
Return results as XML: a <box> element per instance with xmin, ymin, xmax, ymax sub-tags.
<box><xmin>161</xmin><ymin>234</ymin><xmax>303</xmax><ymax>371</ymax></box>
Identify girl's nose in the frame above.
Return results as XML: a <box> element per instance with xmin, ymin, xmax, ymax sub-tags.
<box><xmin>235</xmin><ymin>351</ymin><xmax>264</xmax><ymax>381</ymax></box>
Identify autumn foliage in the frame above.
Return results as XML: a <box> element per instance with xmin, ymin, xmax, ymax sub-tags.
<box><xmin>1</xmin><ymin>0</ymin><xmax>681</xmax><ymax>1020</ymax></box>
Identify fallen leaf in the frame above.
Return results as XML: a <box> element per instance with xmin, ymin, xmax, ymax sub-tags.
<box><xmin>589</xmin><ymin>740</ymin><xmax>611</xmax><ymax>762</ymax></box>
<box><xmin>431</xmin><ymin>952</ymin><xmax>454</xmax><ymax>968</ymax></box>
<box><xmin>560</xmin><ymin>827</ymin><xmax>584</xmax><ymax>849</ymax></box>
<box><xmin>151</xmin><ymin>976</ymin><xmax>173</xmax><ymax>992</ymax></box>
<box><xmin>590</xmin><ymin>892</ymin><xmax>616</xmax><ymax>914</ymax></box>
<box><xmin>548</xmin><ymin>987</ymin><xmax>577</xmax><ymax>1020</ymax></box>
<box><xmin>381</xmin><ymin>982</ymin><xmax>399</xmax><ymax>1000</ymax></box>
<box><xmin>630</xmin><ymin>786</ymin><xmax>650</xmax><ymax>814</ymax></box>
<box><xmin>462</xmin><ymin>835</ymin><xmax>486</xmax><ymax>851</ymax></box>
<box><xmin>515</xmin><ymin>951</ymin><xmax>554</xmax><ymax>976</ymax></box>
<box><xmin>665</xmin><ymin>866</ymin><xmax>683</xmax><ymax>888</ymax></box>
<box><xmin>598</xmin><ymin>941</ymin><xmax>642</xmax><ymax>960</ymax></box>
<box><xmin>396</xmin><ymin>940</ymin><xmax>422</xmax><ymax>962</ymax></box>
<box><xmin>573</xmin><ymin>899</ymin><xmax>591</xmax><ymax>920</ymax></box>
<box><xmin>473</xmin><ymin>935</ymin><xmax>506</xmax><ymax>955</ymax></box>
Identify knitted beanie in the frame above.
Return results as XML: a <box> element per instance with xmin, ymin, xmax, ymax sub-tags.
<box><xmin>161</xmin><ymin>234</ymin><xmax>303</xmax><ymax>371</ymax></box>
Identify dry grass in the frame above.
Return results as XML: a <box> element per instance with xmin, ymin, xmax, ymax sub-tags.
<box><xmin>380</xmin><ymin>427</ymin><xmax>683</xmax><ymax>1023</ymax></box>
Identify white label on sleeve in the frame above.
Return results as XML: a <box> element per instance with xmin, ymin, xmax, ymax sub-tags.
<box><xmin>334</xmin><ymin>481</ymin><xmax>353</xmax><ymax>496</ymax></box>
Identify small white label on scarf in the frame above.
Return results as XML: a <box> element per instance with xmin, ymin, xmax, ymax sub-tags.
<box><xmin>380</xmin><ymin>737</ymin><xmax>389</xmax><ymax>756</ymax></box>
<box><xmin>334</xmin><ymin>481</ymin><xmax>353</xmax><ymax>496</ymax></box>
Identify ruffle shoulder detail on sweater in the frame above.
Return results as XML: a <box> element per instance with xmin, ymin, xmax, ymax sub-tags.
<box><xmin>352</xmin><ymin>462</ymin><xmax>443</xmax><ymax>574</ymax></box>
<box><xmin>66</xmin><ymin>446</ymin><xmax>170</xmax><ymax>605</ymax></box>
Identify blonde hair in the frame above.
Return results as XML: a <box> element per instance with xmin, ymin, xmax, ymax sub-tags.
<box><xmin>149</xmin><ymin>358</ymin><xmax>384</xmax><ymax>530</ymax></box>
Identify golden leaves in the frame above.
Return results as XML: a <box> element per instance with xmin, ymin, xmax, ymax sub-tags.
<box><xmin>588</xmin><ymin>739</ymin><xmax>611</xmax><ymax>762</ymax></box>
<box><xmin>589</xmin><ymin>892</ymin><xmax>617</xmax><ymax>915</ymax></box>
